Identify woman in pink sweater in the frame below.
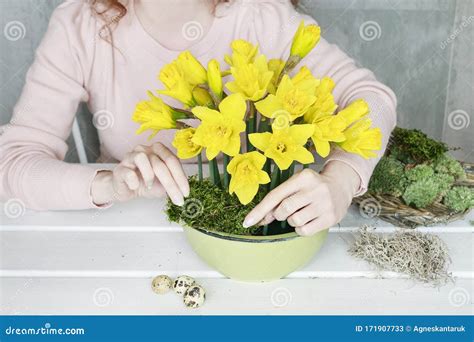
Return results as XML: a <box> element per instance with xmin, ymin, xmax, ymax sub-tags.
<box><xmin>0</xmin><ymin>0</ymin><xmax>396</xmax><ymax>236</ymax></box>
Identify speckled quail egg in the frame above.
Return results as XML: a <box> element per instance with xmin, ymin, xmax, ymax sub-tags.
<box><xmin>183</xmin><ymin>284</ymin><xmax>206</xmax><ymax>308</ymax></box>
<box><xmin>173</xmin><ymin>275</ymin><xmax>195</xmax><ymax>295</ymax></box>
<box><xmin>151</xmin><ymin>275</ymin><xmax>173</xmax><ymax>294</ymax></box>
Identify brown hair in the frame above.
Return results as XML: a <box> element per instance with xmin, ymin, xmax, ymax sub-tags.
<box><xmin>91</xmin><ymin>0</ymin><xmax>299</xmax><ymax>38</ymax></box>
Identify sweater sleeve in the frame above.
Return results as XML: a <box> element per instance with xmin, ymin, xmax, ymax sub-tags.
<box><xmin>240</xmin><ymin>0</ymin><xmax>397</xmax><ymax>196</ymax></box>
<box><xmin>0</xmin><ymin>1</ymin><xmax>106</xmax><ymax>210</ymax></box>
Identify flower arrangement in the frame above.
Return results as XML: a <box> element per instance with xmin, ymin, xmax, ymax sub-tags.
<box><xmin>132</xmin><ymin>21</ymin><xmax>382</xmax><ymax>235</ymax></box>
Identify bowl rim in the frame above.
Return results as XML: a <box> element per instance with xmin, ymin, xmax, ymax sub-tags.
<box><xmin>185</xmin><ymin>226</ymin><xmax>301</xmax><ymax>243</ymax></box>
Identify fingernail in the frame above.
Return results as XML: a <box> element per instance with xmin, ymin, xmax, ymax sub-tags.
<box><xmin>243</xmin><ymin>216</ymin><xmax>256</xmax><ymax>228</ymax></box>
<box><xmin>147</xmin><ymin>182</ymin><xmax>153</xmax><ymax>190</ymax></box>
<box><xmin>175</xmin><ymin>198</ymin><xmax>185</xmax><ymax>206</ymax></box>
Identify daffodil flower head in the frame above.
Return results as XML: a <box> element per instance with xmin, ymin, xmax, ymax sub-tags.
<box><xmin>336</xmin><ymin>99</ymin><xmax>370</xmax><ymax>127</ymax></box>
<box><xmin>192</xmin><ymin>87</ymin><xmax>214</xmax><ymax>108</ymax></box>
<box><xmin>176</xmin><ymin>51</ymin><xmax>207</xmax><ymax>86</ymax></box>
<box><xmin>249</xmin><ymin>124</ymin><xmax>315</xmax><ymax>170</ymax></box>
<box><xmin>132</xmin><ymin>91</ymin><xmax>186</xmax><ymax>139</ymax></box>
<box><xmin>207</xmin><ymin>59</ymin><xmax>223</xmax><ymax>99</ymax></box>
<box><xmin>291</xmin><ymin>66</ymin><xmax>320</xmax><ymax>93</ymax></box>
<box><xmin>172</xmin><ymin>128</ymin><xmax>203</xmax><ymax>159</ymax></box>
<box><xmin>255</xmin><ymin>74</ymin><xmax>316</xmax><ymax>122</ymax></box>
<box><xmin>227</xmin><ymin>151</ymin><xmax>270</xmax><ymax>205</ymax></box>
<box><xmin>158</xmin><ymin>62</ymin><xmax>195</xmax><ymax>107</ymax></box>
<box><xmin>192</xmin><ymin>94</ymin><xmax>247</xmax><ymax>160</ymax></box>
<box><xmin>311</xmin><ymin>115</ymin><xmax>346</xmax><ymax>158</ymax></box>
<box><xmin>303</xmin><ymin>77</ymin><xmax>338</xmax><ymax>124</ymax></box>
<box><xmin>290</xmin><ymin>20</ymin><xmax>321</xmax><ymax>59</ymax></box>
<box><xmin>338</xmin><ymin>118</ymin><xmax>382</xmax><ymax>159</ymax></box>
<box><xmin>226</xmin><ymin>55</ymin><xmax>274</xmax><ymax>101</ymax></box>
<box><xmin>224</xmin><ymin>39</ymin><xmax>259</xmax><ymax>67</ymax></box>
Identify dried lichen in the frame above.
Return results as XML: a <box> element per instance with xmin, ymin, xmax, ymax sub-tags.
<box><xmin>349</xmin><ymin>227</ymin><xmax>451</xmax><ymax>285</ymax></box>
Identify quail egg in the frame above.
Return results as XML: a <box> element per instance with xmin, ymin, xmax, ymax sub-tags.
<box><xmin>151</xmin><ymin>275</ymin><xmax>173</xmax><ymax>294</ymax></box>
<box><xmin>173</xmin><ymin>275</ymin><xmax>195</xmax><ymax>295</ymax></box>
<box><xmin>183</xmin><ymin>284</ymin><xmax>206</xmax><ymax>308</ymax></box>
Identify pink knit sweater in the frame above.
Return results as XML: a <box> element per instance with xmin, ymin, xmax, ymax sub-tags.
<box><xmin>0</xmin><ymin>0</ymin><xmax>397</xmax><ymax>210</ymax></box>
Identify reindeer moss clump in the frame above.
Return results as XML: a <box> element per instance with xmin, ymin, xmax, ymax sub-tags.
<box><xmin>166</xmin><ymin>176</ymin><xmax>263</xmax><ymax>235</ymax></box>
<box><xmin>443</xmin><ymin>186</ymin><xmax>474</xmax><ymax>212</ymax></box>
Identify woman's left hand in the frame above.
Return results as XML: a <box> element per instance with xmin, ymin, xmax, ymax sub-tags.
<box><xmin>243</xmin><ymin>161</ymin><xmax>362</xmax><ymax>236</ymax></box>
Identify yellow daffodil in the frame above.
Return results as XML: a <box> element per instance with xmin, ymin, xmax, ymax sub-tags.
<box><xmin>176</xmin><ymin>51</ymin><xmax>207</xmax><ymax>86</ymax></box>
<box><xmin>338</xmin><ymin>118</ymin><xmax>382</xmax><ymax>159</ymax></box>
<box><xmin>192</xmin><ymin>94</ymin><xmax>247</xmax><ymax>160</ymax></box>
<box><xmin>132</xmin><ymin>91</ymin><xmax>186</xmax><ymax>139</ymax></box>
<box><xmin>172</xmin><ymin>128</ymin><xmax>203</xmax><ymax>159</ymax></box>
<box><xmin>158</xmin><ymin>62</ymin><xmax>196</xmax><ymax>107</ymax></box>
<box><xmin>303</xmin><ymin>77</ymin><xmax>338</xmax><ymax>123</ymax></box>
<box><xmin>207</xmin><ymin>59</ymin><xmax>223</xmax><ymax>99</ymax></box>
<box><xmin>249</xmin><ymin>124</ymin><xmax>314</xmax><ymax>170</ymax></box>
<box><xmin>291</xmin><ymin>66</ymin><xmax>320</xmax><ymax>93</ymax></box>
<box><xmin>224</xmin><ymin>39</ymin><xmax>259</xmax><ymax>67</ymax></box>
<box><xmin>255</xmin><ymin>74</ymin><xmax>316</xmax><ymax>122</ymax></box>
<box><xmin>267</xmin><ymin>59</ymin><xmax>285</xmax><ymax>94</ymax></box>
<box><xmin>311</xmin><ymin>116</ymin><xmax>346</xmax><ymax>157</ymax></box>
<box><xmin>336</xmin><ymin>99</ymin><xmax>370</xmax><ymax>127</ymax></box>
<box><xmin>290</xmin><ymin>20</ymin><xmax>321</xmax><ymax>59</ymax></box>
<box><xmin>226</xmin><ymin>55</ymin><xmax>274</xmax><ymax>101</ymax></box>
<box><xmin>227</xmin><ymin>151</ymin><xmax>270</xmax><ymax>205</ymax></box>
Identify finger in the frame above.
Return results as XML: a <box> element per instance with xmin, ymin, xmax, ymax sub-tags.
<box><xmin>259</xmin><ymin>212</ymin><xmax>275</xmax><ymax>226</ymax></box>
<box><xmin>113</xmin><ymin>165</ymin><xmax>139</xmax><ymax>193</ymax></box>
<box><xmin>150</xmin><ymin>154</ymin><xmax>185</xmax><ymax>206</ymax></box>
<box><xmin>295</xmin><ymin>214</ymin><xmax>334</xmax><ymax>237</ymax></box>
<box><xmin>141</xmin><ymin>180</ymin><xmax>167</xmax><ymax>199</ymax></box>
<box><xmin>273</xmin><ymin>192</ymin><xmax>313</xmax><ymax>222</ymax></box>
<box><xmin>287</xmin><ymin>203</ymin><xmax>321</xmax><ymax>228</ymax></box>
<box><xmin>243</xmin><ymin>170</ymin><xmax>313</xmax><ymax>227</ymax></box>
<box><xmin>153</xmin><ymin>143</ymin><xmax>190</xmax><ymax>197</ymax></box>
<box><xmin>133</xmin><ymin>152</ymin><xmax>155</xmax><ymax>189</ymax></box>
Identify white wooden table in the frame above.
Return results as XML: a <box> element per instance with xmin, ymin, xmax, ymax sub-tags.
<box><xmin>1</xmin><ymin>165</ymin><xmax>473</xmax><ymax>315</ymax></box>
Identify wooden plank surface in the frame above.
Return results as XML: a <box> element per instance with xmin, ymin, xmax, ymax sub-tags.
<box><xmin>1</xmin><ymin>278</ymin><xmax>472</xmax><ymax>315</ymax></box>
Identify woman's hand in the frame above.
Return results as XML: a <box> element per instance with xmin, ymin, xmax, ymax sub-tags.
<box><xmin>91</xmin><ymin>143</ymin><xmax>189</xmax><ymax>206</ymax></box>
<box><xmin>243</xmin><ymin>161</ymin><xmax>361</xmax><ymax>236</ymax></box>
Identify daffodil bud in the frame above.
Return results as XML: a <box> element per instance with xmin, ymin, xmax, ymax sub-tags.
<box><xmin>192</xmin><ymin>87</ymin><xmax>214</xmax><ymax>108</ymax></box>
<box><xmin>207</xmin><ymin>59</ymin><xmax>223</xmax><ymax>99</ymax></box>
<box><xmin>290</xmin><ymin>20</ymin><xmax>321</xmax><ymax>59</ymax></box>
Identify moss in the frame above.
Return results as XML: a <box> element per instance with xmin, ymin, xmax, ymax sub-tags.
<box><xmin>166</xmin><ymin>176</ymin><xmax>264</xmax><ymax>236</ymax></box>
<box><xmin>443</xmin><ymin>186</ymin><xmax>474</xmax><ymax>213</ymax></box>
<box><xmin>433</xmin><ymin>173</ymin><xmax>455</xmax><ymax>196</ymax></box>
<box><xmin>368</xmin><ymin>156</ymin><xmax>408</xmax><ymax>196</ymax></box>
<box><xmin>390</xmin><ymin>127</ymin><xmax>448</xmax><ymax>164</ymax></box>
<box><xmin>404</xmin><ymin>164</ymin><xmax>434</xmax><ymax>182</ymax></box>
<box><xmin>433</xmin><ymin>154</ymin><xmax>466</xmax><ymax>180</ymax></box>
<box><xmin>402</xmin><ymin>177</ymin><xmax>440</xmax><ymax>208</ymax></box>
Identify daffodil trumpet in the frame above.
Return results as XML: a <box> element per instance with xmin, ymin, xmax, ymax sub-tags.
<box><xmin>133</xmin><ymin>20</ymin><xmax>382</xmax><ymax>235</ymax></box>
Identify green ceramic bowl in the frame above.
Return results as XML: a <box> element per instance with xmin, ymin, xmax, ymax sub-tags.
<box><xmin>183</xmin><ymin>226</ymin><xmax>329</xmax><ymax>282</ymax></box>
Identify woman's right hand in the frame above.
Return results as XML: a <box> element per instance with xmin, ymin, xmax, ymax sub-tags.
<box><xmin>91</xmin><ymin>143</ymin><xmax>190</xmax><ymax>206</ymax></box>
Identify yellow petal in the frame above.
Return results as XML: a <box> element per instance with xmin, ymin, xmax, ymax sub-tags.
<box><xmin>255</xmin><ymin>95</ymin><xmax>283</xmax><ymax>119</ymax></box>
<box><xmin>312</xmin><ymin>137</ymin><xmax>331</xmax><ymax>157</ymax></box>
<box><xmin>219</xmin><ymin>93</ymin><xmax>247</xmax><ymax>121</ymax></box>
<box><xmin>292</xmin><ymin>146</ymin><xmax>315</xmax><ymax>165</ymax></box>
<box><xmin>288</xmin><ymin>124</ymin><xmax>314</xmax><ymax>145</ymax></box>
<box><xmin>192</xmin><ymin>106</ymin><xmax>220</xmax><ymax>121</ymax></box>
<box><xmin>249</xmin><ymin>132</ymin><xmax>272</xmax><ymax>151</ymax></box>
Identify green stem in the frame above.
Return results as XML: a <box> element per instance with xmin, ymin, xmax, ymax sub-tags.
<box><xmin>288</xmin><ymin>162</ymin><xmax>296</xmax><ymax>178</ymax></box>
<box><xmin>197</xmin><ymin>153</ymin><xmax>203</xmax><ymax>181</ymax></box>
<box><xmin>223</xmin><ymin>154</ymin><xmax>230</xmax><ymax>190</ymax></box>
<box><xmin>246</xmin><ymin>102</ymin><xmax>256</xmax><ymax>152</ymax></box>
<box><xmin>270</xmin><ymin>165</ymin><xmax>281</xmax><ymax>191</ymax></box>
<box><xmin>209</xmin><ymin>159</ymin><xmax>221</xmax><ymax>188</ymax></box>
